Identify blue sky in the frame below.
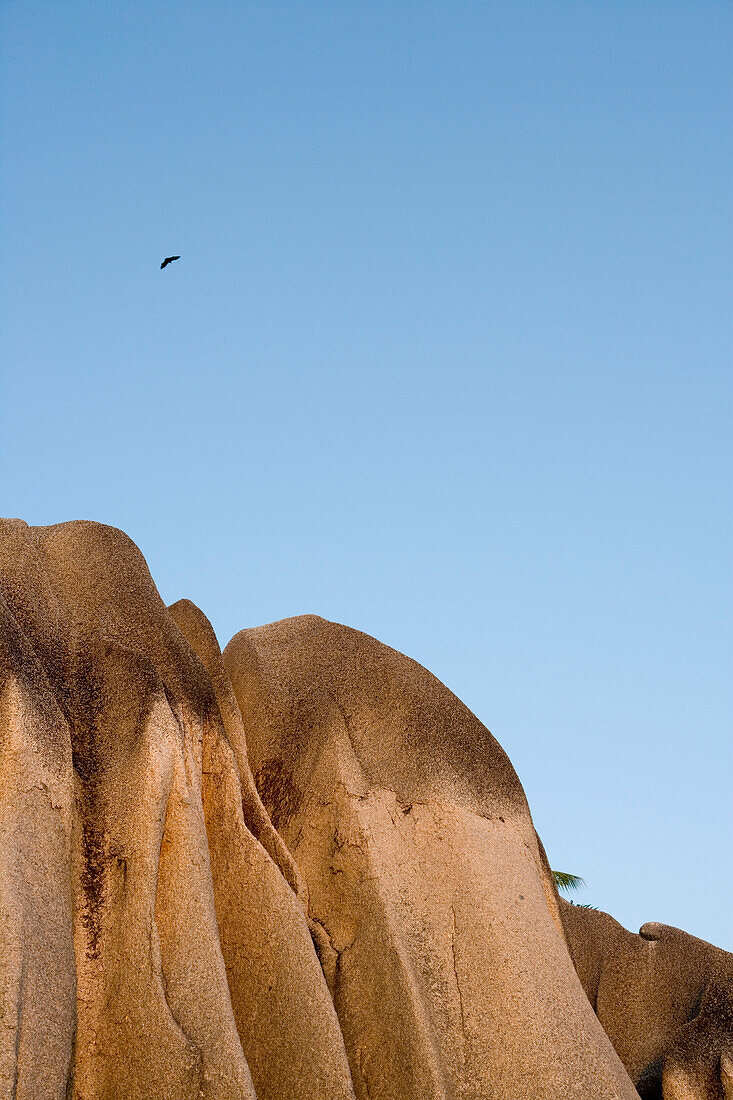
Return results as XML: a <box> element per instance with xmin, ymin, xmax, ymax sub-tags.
<box><xmin>1</xmin><ymin>1</ymin><xmax>731</xmax><ymax>948</ymax></box>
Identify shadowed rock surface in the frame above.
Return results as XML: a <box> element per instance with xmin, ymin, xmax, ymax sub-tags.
<box><xmin>0</xmin><ymin>519</ymin><xmax>727</xmax><ymax>1098</ymax></box>
<box><xmin>561</xmin><ymin>899</ymin><xmax>733</xmax><ymax>1099</ymax></box>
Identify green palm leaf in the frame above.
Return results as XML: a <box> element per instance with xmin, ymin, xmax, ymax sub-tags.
<box><xmin>552</xmin><ymin>870</ymin><xmax>586</xmax><ymax>894</ymax></box>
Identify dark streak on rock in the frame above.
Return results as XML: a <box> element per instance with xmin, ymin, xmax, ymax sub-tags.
<box><xmin>254</xmin><ymin>757</ymin><xmax>303</xmax><ymax>832</ymax></box>
<box><xmin>65</xmin><ymin>653</ymin><xmax>108</xmax><ymax>959</ymax></box>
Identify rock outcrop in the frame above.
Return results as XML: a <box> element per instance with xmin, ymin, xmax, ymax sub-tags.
<box><xmin>223</xmin><ymin>614</ymin><xmax>636</xmax><ymax>1100</ymax></box>
<box><xmin>561</xmin><ymin>899</ymin><xmax>733</xmax><ymax>1099</ymax></box>
<box><xmin>0</xmin><ymin>521</ymin><xmax>353</xmax><ymax>1100</ymax></box>
<box><xmin>0</xmin><ymin>518</ymin><xmax>727</xmax><ymax>1098</ymax></box>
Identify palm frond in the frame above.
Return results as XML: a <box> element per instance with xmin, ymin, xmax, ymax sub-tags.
<box><xmin>552</xmin><ymin>870</ymin><xmax>586</xmax><ymax>894</ymax></box>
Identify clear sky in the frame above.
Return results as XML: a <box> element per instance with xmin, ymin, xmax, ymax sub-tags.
<box><xmin>1</xmin><ymin>2</ymin><xmax>731</xmax><ymax>949</ymax></box>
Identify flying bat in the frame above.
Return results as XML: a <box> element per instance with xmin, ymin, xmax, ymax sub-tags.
<box><xmin>160</xmin><ymin>256</ymin><xmax>180</xmax><ymax>269</ymax></box>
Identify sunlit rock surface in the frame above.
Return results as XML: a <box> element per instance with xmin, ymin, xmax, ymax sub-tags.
<box><xmin>224</xmin><ymin>614</ymin><xmax>636</xmax><ymax>1100</ymax></box>
<box><xmin>0</xmin><ymin>521</ymin><xmax>352</xmax><ymax>1100</ymax></box>
<box><xmin>0</xmin><ymin>519</ymin><xmax>724</xmax><ymax>1098</ymax></box>
<box><xmin>561</xmin><ymin>899</ymin><xmax>733</xmax><ymax>1099</ymax></box>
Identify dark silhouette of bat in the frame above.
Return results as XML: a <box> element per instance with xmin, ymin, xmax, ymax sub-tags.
<box><xmin>160</xmin><ymin>256</ymin><xmax>180</xmax><ymax>269</ymax></box>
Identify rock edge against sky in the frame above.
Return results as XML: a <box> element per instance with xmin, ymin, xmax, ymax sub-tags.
<box><xmin>0</xmin><ymin>519</ymin><xmax>730</xmax><ymax>1099</ymax></box>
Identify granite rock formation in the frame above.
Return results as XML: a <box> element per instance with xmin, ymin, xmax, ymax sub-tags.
<box><xmin>561</xmin><ymin>899</ymin><xmax>733</xmax><ymax>1100</ymax></box>
<box><xmin>223</xmin><ymin>614</ymin><xmax>636</xmax><ymax>1100</ymax></box>
<box><xmin>0</xmin><ymin>521</ymin><xmax>352</xmax><ymax>1100</ymax></box>
<box><xmin>0</xmin><ymin>519</ymin><xmax>727</xmax><ymax>1098</ymax></box>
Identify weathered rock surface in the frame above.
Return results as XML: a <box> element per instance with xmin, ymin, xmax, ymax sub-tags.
<box><xmin>0</xmin><ymin>518</ymin><xmax>727</xmax><ymax>1098</ymax></box>
<box><xmin>167</xmin><ymin>598</ymin><xmax>354</xmax><ymax>1100</ymax></box>
<box><xmin>0</xmin><ymin>521</ymin><xmax>353</xmax><ymax>1100</ymax></box>
<box><xmin>561</xmin><ymin>899</ymin><xmax>733</xmax><ymax>1099</ymax></box>
<box><xmin>224</xmin><ymin>614</ymin><xmax>637</xmax><ymax>1100</ymax></box>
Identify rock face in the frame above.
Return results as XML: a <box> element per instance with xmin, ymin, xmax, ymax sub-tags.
<box><xmin>224</xmin><ymin>615</ymin><xmax>637</xmax><ymax>1100</ymax></box>
<box><xmin>0</xmin><ymin>519</ymin><xmax>725</xmax><ymax>1098</ymax></box>
<box><xmin>561</xmin><ymin>900</ymin><xmax>733</xmax><ymax>1100</ymax></box>
<box><xmin>0</xmin><ymin>521</ymin><xmax>353</xmax><ymax>1100</ymax></box>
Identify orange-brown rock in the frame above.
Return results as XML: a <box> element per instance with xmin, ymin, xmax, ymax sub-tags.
<box><xmin>0</xmin><ymin>521</ymin><xmax>354</xmax><ymax>1100</ymax></box>
<box><xmin>1</xmin><ymin>518</ymin><xmax>728</xmax><ymax>1099</ymax></box>
<box><xmin>224</xmin><ymin>614</ymin><xmax>638</xmax><ymax>1100</ymax></box>
<box><xmin>167</xmin><ymin>598</ymin><xmax>354</xmax><ymax>1100</ymax></box>
<box><xmin>561</xmin><ymin>899</ymin><xmax>733</xmax><ymax>1099</ymax></box>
